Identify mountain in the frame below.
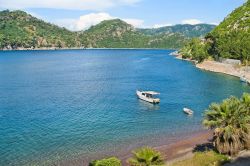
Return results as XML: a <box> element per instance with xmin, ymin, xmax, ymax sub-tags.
<box><xmin>78</xmin><ymin>19</ymin><xmax>150</xmax><ymax>48</ymax></box>
<box><xmin>207</xmin><ymin>0</ymin><xmax>250</xmax><ymax>61</ymax></box>
<box><xmin>0</xmin><ymin>10</ymin><xmax>82</xmax><ymax>49</ymax></box>
<box><xmin>79</xmin><ymin>19</ymin><xmax>190</xmax><ymax>48</ymax></box>
<box><xmin>0</xmin><ymin>10</ymin><xmax>215</xmax><ymax>50</ymax></box>
<box><xmin>180</xmin><ymin>0</ymin><xmax>250</xmax><ymax>62</ymax></box>
<box><xmin>138</xmin><ymin>24</ymin><xmax>216</xmax><ymax>38</ymax></box>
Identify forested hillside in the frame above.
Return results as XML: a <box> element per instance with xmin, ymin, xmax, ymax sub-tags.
<box><xmin>79</xmin><ymin>19</ymin><xmax>190</xmax><ymax>48</ymax></box>
<box><xmin>0</xmin><ymin>10</ymin><xmax>215</xmax><ymax>50</ymax></box>
<box><xmin>180</xmin><ymin>0</ymin><xmax>250</xmax><ymax>63</ymax></box>
<box><xmin>138</xmin><ymin>24</ymin><xmax>215</xmax><ymax>38</ymax></box>
<box><xmin>0</xmin><ymin>10</ymin><xmax>81</xmax><ymax>49</ymax></box>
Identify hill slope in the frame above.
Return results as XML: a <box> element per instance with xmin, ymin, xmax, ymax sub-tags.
<box><xmin>0</xmin><ymin>10</ymin><xmax>81</xmax><ymax>49</ymax></box>
<box><xmin>207</xmin><ymin>0</ymin><xmax>250</xmax><ymax>61</ymax></box>
<box><xmin>79</xmin><ymin>19</ymin><xmax>189</xmax><ymax>48</ymax></box>
<box><xmin>138</xmin><ymin>24</ymin><xmax>215</xmax><ymax>38</ymax></box>
<box><xmin>180</xmin><ymin>1</ymin><xmax>250</xmax><ymax>62</ymax></box>
<box><xmin>0</xmin><ymin>10</ymin><xmax>215</xmax><ymax>49</ymax></box>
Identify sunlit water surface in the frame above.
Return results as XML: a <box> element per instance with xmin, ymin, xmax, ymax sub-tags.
<box><xmin>0</xmin><ymin>49</ymin><xmax>249</xmax><ymax>165</ymax></box>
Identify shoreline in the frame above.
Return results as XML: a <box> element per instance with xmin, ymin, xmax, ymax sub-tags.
<box><xmin>0</xmin><ymin>47</ymin><xmax>175</xmax><ymax>51</ymax></box>
<box><xmin>174</xmin><ymin>53</ymin><xmax>250</xmax><ymax>84</ymax></box>
<box><xmin>195</xmin><ymin>60</ymin><xmax>250</xmax><ymax>84</ymax></box>
<box><xmin>54</xmin><ymin>130</ymin><xmax>212</xmax><ymax>166</ymax></box>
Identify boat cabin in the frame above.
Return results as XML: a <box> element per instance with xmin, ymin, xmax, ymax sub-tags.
<box><xmin>141</xmin><ymin>91</ymin><xmax>159</xmax><ymax>98</ymax></box>
<box><xmin>136</xmin><ymin>90</ymin><xmax>160</xmax><ymax>104</ymax></box>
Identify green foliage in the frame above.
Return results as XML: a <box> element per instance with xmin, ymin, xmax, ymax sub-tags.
<box><xmin>170</xmin><ymin>151</ymin><xmax>230</xmax><ymax>166</ymax></box>
<box><xmin>128</xmin><ymin>147</ymin><xmax>164</xmax><ymax>166</ymax></box>
<box><xmin>179</xmin><ymin>38</ymin><xmax>210</xmax><ymax>62</ymax></box>
<box><xmin>79</xmin><ymin>19</ymin><xmax>190</xmax><ymax>49</ymax></box>
<box><xmin>0</xmin><ymin>11</ymin><xmax>213</xmax><ymax>49</ymax></box>
<box><xmin>0</xmin><ymin>10</ymin><xmax>81</xmax><ymax>49</ymax></box>
<box><xmin>89</xmin><ymin>157</ymin><xmax>121</xmax><ymax>166</ymax></box>
<box><xmin>138</xmin><ymin>24</ymin><xmax>215</xmax><ymax>38</ymax></box>
<box><xmin>203</xmin><ymin>93</ymin><xmax>250</xmax><ymax>155</ymax></box>
<box><xmin>180</xmin><ymin>1</ymin><xmax>250</xmax><ymax>62</ymax></box>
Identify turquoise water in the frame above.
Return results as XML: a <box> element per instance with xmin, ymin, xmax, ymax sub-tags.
<box><xmin>0</xmin><ymin>49</ymin><xmax>249</xmax><ymax>165</ymax></box>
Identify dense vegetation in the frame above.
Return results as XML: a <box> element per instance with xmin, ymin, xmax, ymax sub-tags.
<box><xmin>79</xmin><ymin>19</ymin><xmax>197</xmax><ymax>49</ymax></box>
<box><xmin>0</xmin><ymin>10</ymin><xmax>214</xmax><ymax>49</ymax></box>
<box><xmin>89</xmin><ymin>157</ymin><xmax>121</xmax><ymax>166</ymax></box>
<box><xmin>0</xmin><ymin>10</ymin><xmax>81</xmax><ymax>49</ymax></box>
<box><xmin>203</xmin><ymin>93</ymin><xmax>250</xmax><ymax>155</ymax></box>
<box><xmin>180</xmin><ymin>0</ymin><xmax>250</xmax><ymax>63</ymax></box>
<box><xmin>138</xmin><ymin>24</ymin><xmax>215</xmax><ymax>38</ymax></box>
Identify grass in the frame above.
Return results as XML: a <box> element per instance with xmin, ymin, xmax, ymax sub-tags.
<box><xmin>168</xmin><ymin>151</ymin><xmax>230</xmax><ymax>166</ymax></box>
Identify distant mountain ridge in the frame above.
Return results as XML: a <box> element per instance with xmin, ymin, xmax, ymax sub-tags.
<box><xmin>138</xmin><ymin>24</ymin><xmax>216</xmax><ymax>38</ymax></box>
<box><xmin>0</xmin><ymin>10</ymin><xmax>215</xmax><ymax>49</ymax></box>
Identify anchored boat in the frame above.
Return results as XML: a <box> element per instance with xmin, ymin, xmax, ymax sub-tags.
<box><xmin>183</xmin><ymin>108</ymin><xmax>193</xmax><ymax>115</ymax></box>
<box><xmin>136</xmin><ymin>90</ymin><xmax>160</xmax><ymax>104</ymax></box>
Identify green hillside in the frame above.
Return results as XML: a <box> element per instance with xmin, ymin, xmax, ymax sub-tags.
<box><xmin>0</xmin><ymin>10</ymin><xmax>81</xmax><ymax>49</ymax></box>
<box><xmin>180</xmin><ymin>0</ymin><xmax>250</xmax><ymax>63</ymax></box>
<box><xmin>79</xmin><ymin>19</ymin><xmax>150</xmax><ymax>48</ymax></box>
<box><xmin>0</xmin><ymin>10</ymin><xmax>215</xmax><ymax>49</ymax></box>
<box><xmin>138</xmin><ymin>24</ymin><xmax>215</xmax><ymax>38</ymax></box>
<box><xmin>79</xmin><ymin>19</ymin><xmax>189</xmax><ymax>48</ymax></box>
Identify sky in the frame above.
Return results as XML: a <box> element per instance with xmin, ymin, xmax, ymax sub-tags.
<box><xmin>0</xmin><ymin>0</ymin><xmax>246</xmax><ymax>31</ymax></box>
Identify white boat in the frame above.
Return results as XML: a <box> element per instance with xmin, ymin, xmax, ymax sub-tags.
<box><xmin>136</xmin><ymin>90</ymin><xmax>160</xmax><ymax>104</ymax></box>
<box><xmin>183</xmin><ymin>108</ymin><xmax>193</xmax><ymax>115</ymax></box>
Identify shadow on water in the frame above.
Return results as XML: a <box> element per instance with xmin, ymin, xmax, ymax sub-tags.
<box><xmin>137</xmin><ymin>100</ymin><xmax>160</xmax><ymax>111</ymax></box>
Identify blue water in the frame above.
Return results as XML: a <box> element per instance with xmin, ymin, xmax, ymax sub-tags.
<box><xmin>0</xmin><ymin>49</ymin><xmax>249</xmax><ymax>165</ymax></box>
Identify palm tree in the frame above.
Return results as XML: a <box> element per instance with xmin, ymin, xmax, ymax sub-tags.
<box><xmin>203</xmin><ymin>93</ymin><xmax>250</xmax><ymax>155</ymax></box>
<box><xmin>128</xmin><ymin>147</ymin><xmax>164</xmax><ymax>166</ymax></box>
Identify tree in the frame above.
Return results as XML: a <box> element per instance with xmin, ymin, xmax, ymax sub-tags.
<box><xmin>179</xmin><ymin>38</ymin><xmax>210</xmax><ymax>62</ymax></box>
<box><xmin>89</xmin><ymin>157</ymin><xmax>121</xmax><ymax>166</ymax></box>
<box><xmin>128</xmin><ymin>147</ymin><xmax>164</xmax><ymax>166</ymax></box>
<box><xmin>203</xmin><ymin>93</ymin><xmax>250</xmax><ymax>155</ymax></box>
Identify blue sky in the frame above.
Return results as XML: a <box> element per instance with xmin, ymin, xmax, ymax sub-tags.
<box><xmin>0</xmin><ymin>0</ymin><xmax>246</xmax><ymax>31</ymax></box>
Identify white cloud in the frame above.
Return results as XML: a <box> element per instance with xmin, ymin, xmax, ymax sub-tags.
<box><xmin>77</xmin><ymin>13</ymin><xmax>115</xmax><ymax>30</ymax></box>
<box><xmin>0</xmin><ymin>0</ymin><xmax>140</xmax><ymax>11</ymax></box>
<box><xmin>27</xmin><ymin>12</ymin><xmax>43</xmax><ymax>19</ymax></box>
<box><xmin>54</xmin><ymin>12</ymin><xmax>144</xmax><ymax>31</ymax></box>
<box><xmin>123</xmin><ymin>19</ymin><xmax>144</xmax><ymax>27</ymax></box>
<box><xmin>182</xmin><ymin>19</ymin><xmax>203</xmax><ymax>25</ymax></box>
<box><xmin>210</xmin><ymin>22</ymin><xmax>219</xmax><ymax>25</ymax></box>
<box><xmin>152</xmin><ymin>23</ymin><xmax>172</xmax><ymax>28</ymax></box>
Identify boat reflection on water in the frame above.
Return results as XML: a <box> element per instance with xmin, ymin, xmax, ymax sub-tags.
<box><xmin>138</xmin><ymin>99</ymin><xmax>160</xmax><ymax>111</ymax></box>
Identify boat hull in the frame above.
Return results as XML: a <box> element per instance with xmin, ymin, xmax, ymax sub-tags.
<box><xmin>136</xmin><ymin>90</ymin><xmax>160</xmax><ymax>104</ymax></box>
<box><xmin>183</xmin><ymin>108</ymin><xmax>193</xmax><ymax>115</ymax></box>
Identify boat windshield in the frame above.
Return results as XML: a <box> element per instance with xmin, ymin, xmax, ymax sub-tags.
<box><xmin>146</xmin><ymin>94</ymin><xmax>153</xmax><ymax>98</ymax></box>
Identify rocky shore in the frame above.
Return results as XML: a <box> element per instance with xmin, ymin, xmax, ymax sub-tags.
<box><xmin>173</xmin><ymin>53</ymin><xmax>250</xmax><ymax>84</ymax></box>
<box><xmin>196</xmin><ymin>60</ymin><xmax>250</xmax><ymax>84</ymax></box>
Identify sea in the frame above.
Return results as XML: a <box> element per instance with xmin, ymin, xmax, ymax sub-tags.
<box><xmin>0</xmin><ymin>49</ymin><xmax>249</xmax><ymax>165</ymax></box>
